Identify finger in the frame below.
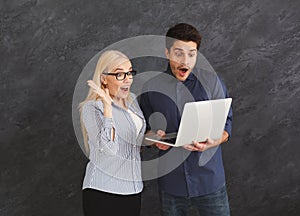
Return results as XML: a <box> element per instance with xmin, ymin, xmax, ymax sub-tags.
<box><xmin>183</xmin><ymin>144</ymin><xmax>197</xmax><ymax>151</ymax></box>
<box><xmin>155</xmin><ymin>143</ymin><xmax>170</xmax><ymax>150</ymax></box>
<box><xmin>104</xmin><ymin>88</ymin><xmax>110</xmax><ymax>95</ymax></box>
<box><xmin>190</xmin><ymin>147</ymin><xmax>198</xmax><ymax>151</ymax></box>
<box><xmin>156</xmin><ymin>130</ymin><xmax>166</xmax><ymax>137</ymax></box>
<box><xmin>87</xmin><ymin>80</ymin><xmax>96</xmax><ymax>87</ymax></box>
<box><xmin>88</xmin><ymin>83</ymin><xmax>99</xmax><ymax>91</ymax></box>
<box><xmin>92</xmin><ymin>90</ymin><xmax>104</xmax><ymax>98</ymax></box>
<box><xmin>87</xmin><ymin>80</ymin><xmax>100</xmax><ymax>90</ymax></box>
<box><xmin>161</xmin><ymin>146</ymin><xmax>170</xmax><ymax>150</ymax></box>
<box><xmin>206</xmin><ymin>138</ymin><xmax>216</xmax><ymax>145</ymax></box>
<box><xmin>194</xmin><ymin>143</ymin><xmax>206</xmax><ymax>152</ymax></box>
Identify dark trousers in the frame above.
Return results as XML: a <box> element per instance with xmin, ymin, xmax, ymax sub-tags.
<box><xmin>82</xmin><ymin>188</ymin><xmax>141</xmax><ymax>216</ymax></box>
<box><xmin>159</xmin><ymin>185</ymin><xmax>230</xmax><ymax>216</ymax></box>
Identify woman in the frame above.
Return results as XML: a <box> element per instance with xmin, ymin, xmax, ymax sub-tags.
<box><xmin>79</xmin><ymin>50</ymin><xmax>146</xmax><ymax>216</ymax></box>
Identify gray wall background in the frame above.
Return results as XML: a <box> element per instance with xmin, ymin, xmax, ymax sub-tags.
<box><xmin>1</xmin><ymin>0</ymin><xmax>299</xmax><ymax>215</ymax></box>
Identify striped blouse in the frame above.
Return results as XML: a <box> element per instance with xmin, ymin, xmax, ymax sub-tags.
<box><xmin>81</xmin><ymin>93</ymin><xmax>146</xmax><ymax>195</ymax></box>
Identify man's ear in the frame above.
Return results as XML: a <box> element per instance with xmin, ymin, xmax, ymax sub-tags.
<box><xmin>165</xmin><ymin>48</ymin><xmax>170</xmax><ymax>59</ymax></box>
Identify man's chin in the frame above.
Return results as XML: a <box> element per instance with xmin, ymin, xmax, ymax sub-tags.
<box><xmin>175</xmin><ymin>72</ymin><xmax>189</xmax><ymax>81</ymax></box>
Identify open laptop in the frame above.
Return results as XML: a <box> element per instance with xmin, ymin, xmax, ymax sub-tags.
<box><xmin>144</xmin><ymin>98</ymin><xmax>232</xmax><ymax>147</ymax></box>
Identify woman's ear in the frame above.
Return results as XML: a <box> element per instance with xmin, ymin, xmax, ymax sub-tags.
<box><xmin>100</xmin><ymin>76</ymin><xmax>107</xmax><ymax>89</ymax></box>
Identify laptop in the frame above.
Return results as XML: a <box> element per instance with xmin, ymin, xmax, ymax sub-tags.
<box><xmin>144</xmin><ymin>98</ymin><xmax>232</xmax><ymax>147</ymax></box>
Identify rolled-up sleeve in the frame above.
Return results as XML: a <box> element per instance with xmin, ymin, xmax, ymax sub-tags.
<box><xmin>224</xmin><ymin>106</ymin><xmax>233</xmax><ymax>138</ymax></box>
<box><xmin>219</xmin><ymin>78</ymin><xmax>233</xmax><ymax>138</ymax></box>
<box><xmin>204</xmin><ymin>73</ymin><xmax>233</xmax><ymax>138</ymax></box>
<box><xmin>82</xmin><ymin>101</ymin><xmax>118</xmax><ymax>155</ymax></box>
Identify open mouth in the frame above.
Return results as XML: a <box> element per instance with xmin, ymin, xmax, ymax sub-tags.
<box><xmin>120</xmin><ymin>86</ymin><xmax>129</xmax><ymax>92</ymax></box>
<box><xmin>179</xmin><ymin>68</ymin><xmax>188</xmax><ymax>73</ymax></box>
<box><xmin>178</xmin><ymin>67</ymin><xmax>189</xmax><ymax>76</ymax></box>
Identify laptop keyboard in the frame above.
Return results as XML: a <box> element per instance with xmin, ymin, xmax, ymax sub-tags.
<box><xmin>160</xmin><ymin>132</ymin><xmax>177</xmax><ymax>144</ymax></box>
<box><xmin>161</xmin><ymin>137</ymin><xmax>177</xmax><ymax>144</ymax></box>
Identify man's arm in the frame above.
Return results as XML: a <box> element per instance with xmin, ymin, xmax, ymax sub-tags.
<box><xmin>183</xmin><ymin>77</ymin><xmax>233</xmax><ymax>152</ymax></box>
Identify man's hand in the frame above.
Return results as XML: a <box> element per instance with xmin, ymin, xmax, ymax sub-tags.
<box><xmin>154</xmin><ymin>130</ymin><xmax>171</xmax><ymax>150</ymax></box>
<box><xmin>192</xmin><ymin>138</ymin><xmax>219</xmax><ymax>152</ymax></box>
<box><xmin>144</xmin><ymin>130</ymin><xmax>170</xmax><ymax>150</ymax></box>
<box><xmin>183</xmin><ymin>131</ymin><xmax>229</xmax><ymax>152</ymax></box>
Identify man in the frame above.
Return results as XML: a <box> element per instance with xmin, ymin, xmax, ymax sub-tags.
<box><xmin>140</xmin><ymin>23</ymin><xmax>233</xmax><ymax>216</ymax></box>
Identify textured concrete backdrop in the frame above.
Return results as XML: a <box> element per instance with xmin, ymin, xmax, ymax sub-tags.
<box><xmin>1</xmin><ymin>0</ymin><xmax>299</xmax><ymax>215</ymax></box>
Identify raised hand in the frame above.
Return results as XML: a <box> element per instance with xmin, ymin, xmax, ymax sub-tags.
<box><xmin>87</xmin><ymin>80</ymin><xmax>113</xmax><ymax>106</ymax></box>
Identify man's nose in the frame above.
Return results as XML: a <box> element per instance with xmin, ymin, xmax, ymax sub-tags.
<box><xmin>180</xmin><ymin>54</ymin><xmax>189</xmax><ymax>66</ymax></box>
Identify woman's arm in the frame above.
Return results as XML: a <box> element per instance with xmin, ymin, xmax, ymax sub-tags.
<box><xmin>82</xmin><ymin>101</ymin><xmax>118</xmax><ymax>155</ymax></box>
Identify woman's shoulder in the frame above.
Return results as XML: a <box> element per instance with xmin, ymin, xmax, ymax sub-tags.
<box><xmin>82</xmin><ymin>100</ymin><xmax>104</xmax><ymax>112</ymax></box>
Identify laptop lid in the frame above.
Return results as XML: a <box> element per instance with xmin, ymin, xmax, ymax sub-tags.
<box><xmin>144</xmin><ymin>98</ymin><xmax>232</xmax><ymax>147</ymax></box>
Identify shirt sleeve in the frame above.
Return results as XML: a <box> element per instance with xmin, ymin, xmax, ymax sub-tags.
<box><xmin>198</xmin><ymin>69</ymin><xmax>233</xmax><ymax>138</ymax></box>
<box><xmin>82</xmin><ymin>101</ymin><xmax>118</xmax><ymax>155</ymax></box>
<box><xmin>138</xmin><ymin>88</ymin><xmax>152</xmax><ymax>132</ymax></box>
<box><xmin>219</xmin><ymin>78</ymin><xmax>233</xmax><ymax>138</ymax></box>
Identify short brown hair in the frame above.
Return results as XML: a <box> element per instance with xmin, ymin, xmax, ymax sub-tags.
<box><xmin>166</xmin><ymin>23</ymin><xmax>202</xmax><ymax>50</ymax></box>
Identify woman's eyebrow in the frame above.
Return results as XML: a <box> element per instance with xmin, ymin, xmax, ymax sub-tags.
<box><xmin>113</xmin><ymin>67</ymin><xmax>124</xmax><ymax>72</ymax></box>
<box><xmin>113</xmin><ymin>67</ymin><xmax>132</xmax><ymax>72</ymax></box>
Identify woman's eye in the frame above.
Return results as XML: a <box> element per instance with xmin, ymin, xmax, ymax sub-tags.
<box><xmin>116</xmin><ymin>73</ymin><xmax>123</xmax><ymax>78</ymax></box>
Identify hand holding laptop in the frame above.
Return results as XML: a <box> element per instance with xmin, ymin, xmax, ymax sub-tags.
<box><xmin>154</xmin><ymin>131</ymin><xmax>228</xmax><ymax>152</ymax></box>
<box><xmin>190</xmin><ymin>130</ymin><xmax>229</xmax><ymax>152</ymax></box>
<box><xmin>144</xmin><ymin>98</ymin><xmax>232</xmax><ymax>150</ymax></box>
<box><xmin>149</xmin><ymin>129</ymin><xmax>228</xmax><ymax>152</ymax></box>
<box><xmin>145</xmin><ymin>130</ymin><xmax>171</xmax><ymax>150</ymax></box>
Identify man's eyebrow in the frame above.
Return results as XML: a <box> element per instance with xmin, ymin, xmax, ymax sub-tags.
<box><xmin>174</xmin><ymin>48</ymin><xmax>197</xmax><ymax>52</ymax></box>
<box><xmin>174</xmin><ymin>48</ymin><xmax>184</xmax><ymax>51</ymax></box>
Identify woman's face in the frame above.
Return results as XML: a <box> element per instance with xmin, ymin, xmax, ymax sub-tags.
<box><xmin>103</xmin><ymin>60</ymin><xmax>133</xmax><ymax>100</ymax></box>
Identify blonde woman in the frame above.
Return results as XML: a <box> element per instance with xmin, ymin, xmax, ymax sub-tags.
<box><xmin>79</xmin><ymin>50</ymin><xmax>146</xmax><ymax>216</ymax></box>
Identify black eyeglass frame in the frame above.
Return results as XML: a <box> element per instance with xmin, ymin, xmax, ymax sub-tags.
<box><xmin>102</xmin><ymin>70</ymin><xmax>137</xmax><ymax>81</ymax></box>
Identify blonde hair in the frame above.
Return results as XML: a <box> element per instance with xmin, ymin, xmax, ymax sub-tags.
<box><xmin>79</xmin><ymin>50</ymin><xmax>130</xmax><ymax>156</ymax></box>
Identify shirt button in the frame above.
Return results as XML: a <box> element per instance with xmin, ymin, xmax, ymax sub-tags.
<box><xmin>99</xmin><ymin>148</ymin><xmax>104</xmax><ymax>152</ymax></box>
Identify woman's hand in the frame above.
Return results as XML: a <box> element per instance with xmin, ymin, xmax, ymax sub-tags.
<box><xmin>87</xmin><ymin>80</ymin><xmax>112</xmax><ymax>106</ymax></box>
<box><xmin>87</xmin><ymin>80</ymin><xmax>113</xmax><ymax>118</ymax></box>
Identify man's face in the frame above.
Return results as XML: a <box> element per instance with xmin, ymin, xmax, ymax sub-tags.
<box><xmin>165</xmin><ymin>40</ymin><xmax>198</xmax><ymax>81</ymax></box>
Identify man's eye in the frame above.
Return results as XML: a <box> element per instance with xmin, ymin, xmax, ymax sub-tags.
<box><xmin>175</xmin><ymin>52</ymin><xmax>183</xmax><ymax>57</ymax></box>
<box><xmin>189</xmin><ymin>53</ymin><xmax>196</xmax><ymax>57</ymax></box>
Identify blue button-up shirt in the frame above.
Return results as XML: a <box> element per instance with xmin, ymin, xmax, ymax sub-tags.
<box><xmin>139</xmin><ymin>65</ymin><xmax>233</xmax><ymax>197</ymax></box>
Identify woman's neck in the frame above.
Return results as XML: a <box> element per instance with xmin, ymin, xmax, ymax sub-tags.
<box><xmin>112</xmin><ymin>97</ymin><xmax>127</xmax><ymax>109</ymax></box>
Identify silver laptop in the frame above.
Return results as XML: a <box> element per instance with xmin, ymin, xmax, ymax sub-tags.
<box><xmin>144</xmin><ymin>98</ymin><xmax>232</xmax><ymax>147</ymax></box>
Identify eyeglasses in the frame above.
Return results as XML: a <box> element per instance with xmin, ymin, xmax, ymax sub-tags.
<box><xmin>102</xmin><ymin>70</ymin><xmax>137</xmax><ymax>81</ymax></box>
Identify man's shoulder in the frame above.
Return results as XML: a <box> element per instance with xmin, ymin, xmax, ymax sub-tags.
<box><xmin>192</xmin><ymin>67</ymin><xmax>219</xmax><ymax>81</ymax></box>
